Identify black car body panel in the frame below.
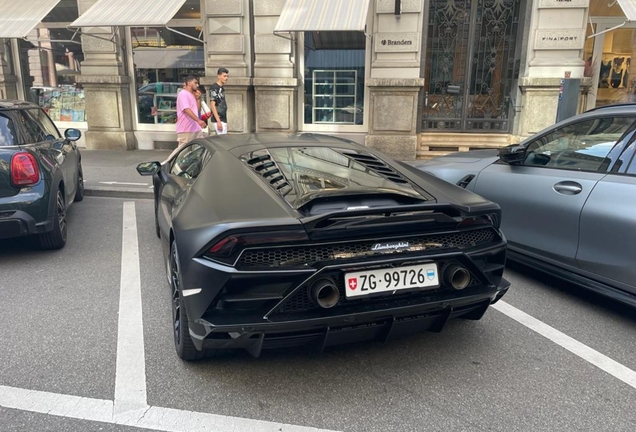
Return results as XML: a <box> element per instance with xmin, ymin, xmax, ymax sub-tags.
<box><xmin>143</xmin><ymin>133</ymin><xmax>510</xmax><ymax>358</ymax></box>
<box><xmin>0</xmin><ymin>100</ymin><xmax>82</xmax><ymax>245</ymax></box>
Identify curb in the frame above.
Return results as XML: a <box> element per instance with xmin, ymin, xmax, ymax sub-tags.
<box><xmin>84</xmin><ymin>187</ymin><xmax>154</xmax><ymax>199</ymax></box>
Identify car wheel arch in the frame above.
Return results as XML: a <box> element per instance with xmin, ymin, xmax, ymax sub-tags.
<box><xmin>38</xmin><ymin>182</ymin><xmax>68</xmax><ymax>250</ymax></box>
<box><xmin>46</xmin><ymin>178</ymin><xmax>65</xmax><ymax>220</ymax></box>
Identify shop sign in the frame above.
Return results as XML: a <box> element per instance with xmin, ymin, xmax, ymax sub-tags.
<box><xmin>535</xmin><ymin>29</ymin><xmax>585</xmax><ymax>50</ymax></box>
<box><xmin>375</xmin><ymin>33</ymin><xmax>420</xmax><ymax>52</ymax></box>
<box><xmin>538</xmin><ymin>0</ymin><xmax>589</xmax><ymax>8</ymax></box>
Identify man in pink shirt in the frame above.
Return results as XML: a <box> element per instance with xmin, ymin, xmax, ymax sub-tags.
<box><xmin>176</xmin><ymin>75</ymin><xmax>206</xmax><ymax>148</ymax></box>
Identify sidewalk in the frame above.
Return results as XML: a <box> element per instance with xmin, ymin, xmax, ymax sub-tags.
<box><xmin>81</xmin><ymin>150</ymin><xmax>171</xmax><ymax>199</ymax></box>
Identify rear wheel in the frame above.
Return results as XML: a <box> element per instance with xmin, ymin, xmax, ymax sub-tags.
<box><xmin>39</xmin><ymin>188</ymin><xmax>67</xmax><ymax>250</ymax></box>
<box><xmin>74</xmin><ymin>165</ymin><xmax>84</xmax><ymax>202</ymax></box>
<box><xmin>154</xmin><ymin>200</ymin><xmax>161</xmax><ymax>238</ymax></box>
<box><xmin>170</xmin><ymin>241</ymin><xmax>204</xmax><ymax>361</ymax></box>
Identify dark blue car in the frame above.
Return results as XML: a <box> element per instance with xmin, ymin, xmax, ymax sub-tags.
<box><xmin>0</xmin><ymin>101</ymin><xmax>83</xmax><ymax>249</ymax></box>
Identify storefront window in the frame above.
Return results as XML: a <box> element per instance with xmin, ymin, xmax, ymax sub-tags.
<box><xmin>18</xmin><ymin>28</ymin><xmax>86</xmax><ymax>123</ymax></box>
<box><xmin>588</xmin><ymin>0</ymin><xmax>636</xmax><ymax>107</ymax></box>
<box><xmin>303</xmin><ymin>31</ymin><xmax>366</xmax><ymax>125</ymax></box>
<box><xmin>595</xmin><ymin>28</ymin><xmax>635</xmax><ymax>107</ymax></box>
<box><xmin>132</xmin><ymin>27</ymin><xmax>204</xmax><ymax>125</ymax></box>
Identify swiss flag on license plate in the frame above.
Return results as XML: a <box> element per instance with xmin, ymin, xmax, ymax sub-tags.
<box><xmin>348</xmin><ymin>278</ymin><xmax>358</xmax><ymax>291</ymax></box>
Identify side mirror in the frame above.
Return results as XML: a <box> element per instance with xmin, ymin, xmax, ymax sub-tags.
<box><xmin>64</xmin><ymin>128</ymin><xmax>82</xmax><ymax>142</ymax></box>
<box><xmin>137</xmin><ymin>161</ymin><xmax>161</xmax><ymax>176</ymax></box>
<box><xmin>499</xmin><ymin>144</ymin><xmax>526</xmax><ymax>164</ymax></box>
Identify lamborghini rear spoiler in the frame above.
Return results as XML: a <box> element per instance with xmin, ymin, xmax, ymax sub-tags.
<box><xmin>300</xmin><ymin>202</ymin><xmax>501</xmax><ymax>241</ymax></box>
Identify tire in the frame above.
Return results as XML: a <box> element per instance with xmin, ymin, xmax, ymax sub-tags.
<box><xmin>154</xmin><ymin>200</ymin><xmax>161</xmax><ymax>239</ymax></box>
<box><xmin>170</xmin><ymin>241</ymin><xmax>204</xmax><ymax>361</ymax></box>
<box><xmin>39</xmin><ymin>188</ymin><xmax>67</xmax><ymax>250</ymax></box>
<box><xmin>74</xmin><ymin>165</ymin><xmax>84</xmax><ymax>202</ymax></box>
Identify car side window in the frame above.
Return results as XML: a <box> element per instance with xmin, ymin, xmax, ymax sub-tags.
<box><xmin>11</xmin><ymin>110</ymin><xmax>36</xmax><ymax>143</ymax></box>
<box><xmin>625</xmin><ymin>147</ymin><xmax>636</xmax><ymax>176</ymax></box>
<box><xmin>169</xmin><ymin>144</ymin><xmax>206</xmax><ymax>180</ymax></box>
<box><xmin>522</xmin><ymin>116</ymin><xmax>635</xmax><ymax>172</ymax></box>
<box><xmin>0</xmin><ymin>114</ymin><xmax>18</xmax><ymax>146</ymax></box>
<box><xmin>16</xmin><ymin>110</ymin><xmax>50</xmax><ymax>143</ymax></box>
<box><xmin>34</xmin><ymin>109</ymin><xmax>61</xmax><ymax>139</ymax></box>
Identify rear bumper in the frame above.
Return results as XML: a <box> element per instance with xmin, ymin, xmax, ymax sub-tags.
<box><xmin>0</xmin><ymin>186</ymin><xmax>52</xmax><ymax>240</ymax></box>
<box><xmin>192</xmin><ymin>282</ymin><xmax>509</xmax><ymax>356</ymax></box>
<box><xmin>0</xmin><ymin>210</ymin><xmax>52</xmax><ymax>240</ymax></box>
<box><xmin>180</xmin><ymin>226</ymin><xmax>510</xmax><ymax>356</ymax></box>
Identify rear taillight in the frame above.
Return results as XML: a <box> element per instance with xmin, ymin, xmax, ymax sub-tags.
<box><xmin>11</xmin><ymin>152</ymin><xmax>40</xmax><ymax>187</ymax></box>
<box><xmin>459</xmin><ymin>213</ymin><xmax>500</xmax><ymax>229</ymax></box>
<box><xmin>205</xmin><ymin>230</ymin><xmax>309</xmax><ymax>261</ymax></box>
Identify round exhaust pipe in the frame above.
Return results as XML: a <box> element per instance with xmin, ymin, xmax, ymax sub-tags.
<box><xmin>444</xmin><ymin>264</ymin><xmax>471</xmax><ymax>290</ymax></box>
<box><xmin>310</xmin><ymin>279</ymin><xmax>340</xmax><ymax>309</ymax></box>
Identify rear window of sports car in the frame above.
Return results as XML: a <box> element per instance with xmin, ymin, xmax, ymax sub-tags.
<box><xmin>241</xmin><ymin>146</ymin><xmax>427</xmax><ymax>207</ymax></box>
<box><xmin>0</xmin><ymin>114</ymin><xmax>17</xmax><ymax>146</ymax></box>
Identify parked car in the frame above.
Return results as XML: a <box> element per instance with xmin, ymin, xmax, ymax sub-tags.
<box><xmin>412</xmin><ymin>103</ymin><xmax>636</xmax><ymax>307</ymax></box>
<box><xmin>0</xmin><ymin>100</ymin><xmax>83</xmax><ymax>249</ymax></box>
<box><xmin>137</xmin><ymin>133</ymin><xmax>510</xmax><ymax>360</ymax></box>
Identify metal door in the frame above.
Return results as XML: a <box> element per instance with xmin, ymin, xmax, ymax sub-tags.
<box><xmin>422</xmin><ymin>0</ymin><xmax>522</xmax><ymax>132</ymax></box>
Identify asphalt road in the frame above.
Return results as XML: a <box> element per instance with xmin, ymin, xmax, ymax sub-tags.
<box><xmin>0</xmin><ymin>197</ymin><xmax>635</xmax><ymax>432</ymax></box>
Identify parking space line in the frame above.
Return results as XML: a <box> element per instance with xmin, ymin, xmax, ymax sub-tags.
<box><xmin>115</xmin><ymin>201</ymin><xmax>148</xmax><ymax>414</ymax></box>
<box><xmin>0</xmin><ymin>385</ymin><xmax>113</xmax><ymax>424</ymax></box>
<box><xmin>493</xmin><ymin>301</ymin><xmax>636</xmax><ymax>390</ymax></box>
<box><xmin>0</xmin><ymin>385</ymin><xmax>338</xmax><ymax>432</ymax></box>
<box><xmin>0</xmin><ymin>200</ymin><xmax>343</xmax><ymax>430</ymax></box>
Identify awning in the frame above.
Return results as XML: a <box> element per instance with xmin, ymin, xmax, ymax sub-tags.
<box><xmin>616</xmin><ymin>0</ymin><xmax>636</xmax><ymax>21</ymax></box>
<box><xmin>588</xmin><ymin>0</ymin><xmax>636</xmax><ymax>38</ymax></box>
<box><xmin>275</xmin><ymin>0</ymin><xmax>371</xmax><ymax>33</ymax></box>
<box><xmin>0</xmin><ymin>0</ymin><xmax>60</xmax><ymax>38</ymax></box>
<box><xmin>71</xmin><ymin>0</ymin><xmax>186</xmax><ymax>27</ymax></box>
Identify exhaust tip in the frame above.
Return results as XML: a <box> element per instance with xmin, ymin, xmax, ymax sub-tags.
<box><xmin>444</xmin><ymin>265</ymin><xmax>471</xmax><ymax>290</ymax></box>
<box><xmin>310</xmin><ymin>279</ymin><xmax>340</xmax><ymax>309</ymax></box>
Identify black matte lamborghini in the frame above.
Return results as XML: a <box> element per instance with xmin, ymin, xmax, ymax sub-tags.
<box><xmin>137</xmin><ymin>133</ymin><xmax>510</xmax><ymax>360</ymax></box>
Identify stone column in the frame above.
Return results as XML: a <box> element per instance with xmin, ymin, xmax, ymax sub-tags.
<box><xmin>202</xmin><ymin>0</ymin><xmax>252</xmax><ymax>132</ymax></box>
<box><xmin>26</xmin><ymin>30</ymin><xmax>46</xmax><ymax>88</ymax></box>
<box><xmin>517</xmin><ymin>0</ymin><xmax>590</xmax><ymax>137</ymax></box>
<box><xmin>75</xmin><ymin>0</ymin><xmax>136</xmax><ymax>150</ymax></box>
<box><xmin>366</xmin><ymin>78</ymin><xmax>424</xmax><ymax>160</ymax></box>
<box><xmin>0</xmin><ymin>39</ymin><xmax>18</xmax><ymax>100</ymax></box>
<box><xmin>518</xmin><ymin>77</ymin><xmax>592</xmax><ymax>136</ymax></box>
<box><xmin>252</xmin><ymin>0</ymin><xmax>297</xmax><ymax>133</ymax></box>
<box><xmin>365</xmin><ymin>0</ymin><xmax>425</xmax><ymax>160</ymax></box>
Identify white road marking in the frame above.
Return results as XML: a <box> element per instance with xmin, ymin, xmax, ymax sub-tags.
<box><xmin>115</xmin><ymin>201</ymin><xmax>147</xmax><ymax>414</ymax></box>
<box><xmin>492</xmin><ymin>300</ymin><xmax>636</xmax><ymax>390</ymax></box>
<box><xmin>0</xmin><ymin>201</ymin><xmax>340</xmax><ymax>431</ymax></box>
<box><xmin>99</xmin><ymin>181</ymin><xmax>149</xmax><ymax>186</ymax></box>
<box><xmin>0</xmin><ymin>385</ymin><xmax>113</xmax><ymax>424</ymax></box>
<box><xmin>2</xmin><ymin>201</ymin><xmax>632</xmax><ymax>430</ymax></box>
<box><xmin>0</xmin><ymin>385</ymin><xmax>337</xmax><ymax>432</ymax></box>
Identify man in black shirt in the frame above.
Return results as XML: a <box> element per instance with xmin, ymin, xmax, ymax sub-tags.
<box><xmin>209</xmin><ymin>67</ymin><xmax>229</xmax><ymax>135</ymax></box>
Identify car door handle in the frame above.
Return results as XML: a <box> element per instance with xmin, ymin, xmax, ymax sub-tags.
<box><xmin>553</xmin><ymin>181</ymin><xmax>582</xmax><ymax>195</ymax></box>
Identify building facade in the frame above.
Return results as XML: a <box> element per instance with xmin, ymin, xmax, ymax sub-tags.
<box><xmin>0</xmin><ymin>0</ymin><xmax>633</xmax><ymax>160</ymax></box>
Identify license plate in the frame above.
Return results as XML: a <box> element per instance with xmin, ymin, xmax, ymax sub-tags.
<box><xmin>345</xmin><ymin>263</ymin><xmax>439</xmax><ymax>298</ymax></box>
